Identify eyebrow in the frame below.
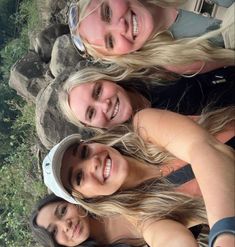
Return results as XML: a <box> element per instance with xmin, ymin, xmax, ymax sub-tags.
<box><xmin>99</xmin><ymin>2</ymin><xmax>110</xmax><ymax>50</ymax></box>
<box><xmin>100</xmin><ymin>2</ymin><xmax>106</xmax><ymax>22</ymax></box>
<box><xmin>46</xmin><ymin>205</ymin><xmax>59</xmax><ymax>232</ymax></box>
<box><xmin>54</xmin><ymin>204</ymin><xmax>60</xmax><ymax>218</ymax></box>
<box><xmin>91</xmin><ymin>82</ymin><xmax>98</xmax><ymax>99</ymax></box>
<box><xmin>85</xmin><ymin>83</ymin><xmax>97</xmax><ymax>122</ymax></box>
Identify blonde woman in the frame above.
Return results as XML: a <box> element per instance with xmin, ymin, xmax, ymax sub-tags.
<box><xmin>68</xmin><ymin>0</ymin><xmax>234</xmax><ymax>79</ymax></box>
<box><xmin>42</xmin><ymin>107</ymin><xmax>235</xmax><ymax>247</ymax></box>
<box><xmin>59</xmin><ymin>65</ymin><xmax>235</xmax><ymax>130</ymax></box>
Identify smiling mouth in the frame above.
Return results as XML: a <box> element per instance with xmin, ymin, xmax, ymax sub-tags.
<box><xmin>103</xmin><ymin>155</ymin><xmax>112</xmax><ymax>180</ymax></box>
<box><xmin>73</xmin><ymin>222</ymin><xmax>81</xmax><ymax>238</ymax></box>
<box><xmin>111</xmin><ymin>98</ymin><xmax>119</xmax><ymax>120</ymax></box>
<box><xmin>131</xmin><ymin>11</ymin><xmax>138</xmax><ymax>39</ymax></box>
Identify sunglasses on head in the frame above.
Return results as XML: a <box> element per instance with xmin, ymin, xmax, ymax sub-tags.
<box><xmin>68</xmin><ymin>2</ymin><xmax>88</xmax><ymax>58</ymax></box>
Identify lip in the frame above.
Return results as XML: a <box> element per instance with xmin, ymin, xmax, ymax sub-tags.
<box><xmin>73</xmin><ymin>222</ymin><xmax>81</xmax><ymax>238</ymax></box>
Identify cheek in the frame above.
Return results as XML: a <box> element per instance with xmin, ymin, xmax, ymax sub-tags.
<box><xmin>57</xmin><ymin>233</ymin><xmax>68</xmax><ymax>246</ymax></box>
<box><xmin>115</xmin><ymin>41</ymin><xmax>135</xmax><ymax>54</ymax></box>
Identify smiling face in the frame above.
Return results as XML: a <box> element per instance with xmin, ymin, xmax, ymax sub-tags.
<box><xmin>77</xmin><ymin>0</ymin><xmax>156</xmax><ymax>55</ymax></box>
<box><xmin>60</xmin><ymin>142</ymin><xmax>130</xmax><ymax>198</ymax></box>
<box><xmin>68</xmin><ymin>80</ymin><xmax>133</xmax><ymax>128</ymax></box>
<box><xmin>36</xmin><ymin>201</ymin><xmax>90</xmax><ymax>247</ymax></box>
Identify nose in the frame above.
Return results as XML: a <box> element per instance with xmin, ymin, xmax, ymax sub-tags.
<box><xmin>86</xmin><ymin>155</ymin><xmax>103</xmax><ymax>181</ymax></box>
<box><xmin>109</xmin><ymin>17</ymin><xmax>127</xmax><ymax>35</ymax></box>
<box><xmin>98</xmin><ymin>98</ymin><xmax>111</xmax><ymax>114</ymax></box>
<box><xmin>62</xmin><ymin>218</ymin><xmax>72</xmax><ymax>233</ymax></box>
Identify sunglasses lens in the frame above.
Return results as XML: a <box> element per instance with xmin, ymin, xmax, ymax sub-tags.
<box><xmin>69</xmin><ymin>5</ymin><xmax>79</xmax><ymax>30</ymax></box>
<box><xmin>72</xmin><ymin>36</ymin><xmax>85</xmax><ymax>52</ymax></box>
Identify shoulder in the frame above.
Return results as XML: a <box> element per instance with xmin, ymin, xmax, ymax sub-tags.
<box><xmin>142</xmin><ymin>219</ymin><xmax>198</xmax><ymax>247</ymax></box>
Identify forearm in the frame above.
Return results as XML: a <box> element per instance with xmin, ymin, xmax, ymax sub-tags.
<box><xmin>189</xmin><ymin>138</ymin><xmax>235</xmax><ymax>227</ymax></box>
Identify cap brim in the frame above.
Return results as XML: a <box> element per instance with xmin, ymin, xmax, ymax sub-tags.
<box><xmin>43</xmin><ymin>134</ymin><xmax>82</xmax><ymax>204</ymax></box>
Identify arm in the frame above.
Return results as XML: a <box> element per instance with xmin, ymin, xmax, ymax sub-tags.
<box><xmin>142</xmin><ymin>219</ymin><xmax>198</xmax><ymax>247</ymax></box>
<box><xmin>164</xmin><ymin>61</ymin><xmax>233</xmax><ymax>75</ymax></box>
<box><xmin>133</xmin><ymin>109</ymin><xmax>235</xmax><ymax>228</ymax></box>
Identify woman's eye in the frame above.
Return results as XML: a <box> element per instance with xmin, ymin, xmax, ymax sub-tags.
<box><xmin>88</xmin><ymin>108</ymin><xmax>95</xmax><ymax>120</ymax></box>
<box><xmin>57</xmin><ymin>205</ymin><xmax>67</xmax><ymax>219</ymax></box>
<box><xmin>108</xmin><ymin>36</ymin><xmax>114</xmax><ymax>49</ymax></box>
<box><xmin>76</xmin><ymin>171</ymin><xmax>83</xmax><ymax>186</ymax></box>
<box><xmin>81</xmin><ymin>145</ymin><xmax>89</xmax><ymax>159</ymax></box>
<box><xmin>60</xmin><ymin>206</ymin><xmax>67</xmax><ymax>216</ymax></box>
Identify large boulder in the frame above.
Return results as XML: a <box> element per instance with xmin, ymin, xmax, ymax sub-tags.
<box><xmin>9</xmin><ymin>51</ymin><xmax>50</xmax><ymax>102</ymax></box>
<box><xmin>36</xmin><ymin>0</ymin><xmax>69</xmax><ymax>26</ymax></box>
<box><xmin>33</xmin><ymin>24</ymin><xmax>70</xmax><ymax>62</ymax></box>
<box><xmin>49</xmin><ymin>34</ymin><xmax>84</xmax><ymax>77</ymax></box>
<box><xmin>35</xmin><ymin>69</ymin><xmax>92</xmax><ymax>149</ymax></box>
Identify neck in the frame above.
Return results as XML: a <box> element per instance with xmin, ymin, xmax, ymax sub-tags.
<box><xmin>152</xmin><ymin>6</ymin><xmax>178</xmax><ymax>33</ymax></box>
<box><xmin>89</xmin><ymin>215</ymin><xmax>140</xmax><ymax>244</ymax></box>
<box><xmin>127</xmin><ymin>90</ymin><xmax>151</xmax><ymax>114</ymax></box>
<box><xmin>89</xmin><ymin>217</ymin><xmax>107</xmax><ymax>243</ymax></box>
<box><xmin>121</xmin><ymin>156</ymin><xmax>162</xmax><ymax>190</ymax></box>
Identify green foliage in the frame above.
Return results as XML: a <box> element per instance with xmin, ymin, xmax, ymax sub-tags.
<box><xmin>0</xmin><ymin>141</ymin><xmax>47</xmax><ymax>247</ymax></box>
<box><xmin>0</xmin><ymin>0</ymin><xmax>18</xmax><ymax>45</ymax></box>
<box><xmin>0</xmin><ymin>0</ymin><xmax>48</xmax><ymax>246</ymax></box>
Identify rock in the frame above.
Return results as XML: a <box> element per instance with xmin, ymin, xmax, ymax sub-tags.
<box><xmin>49</xmin><ymin>34</ymin><xmax>84</xmax><ymax>77</ymax></box>
<box><xmin>34</xmin><ymin>24</ymin><xmax>70</xmax><ymax>62</ymax></box>
<box><xmin>49</xmin><ymin>0</ymin><xmax>67</xmax><ymax>14</ymax></box>
<box><xmin>9</xmin><ymin>51</ymin><xmax>49</xmax><ymax>102</ymax></box>
<box><xmin>35</xmin><ymin>69</ymin><xmax>92</xmax><ymax>149</ymax></box>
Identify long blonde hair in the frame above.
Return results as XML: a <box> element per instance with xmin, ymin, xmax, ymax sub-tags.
<box><xmin>77</xmin><ymin>0</ymin><xmax>234</xmax><ymax>79</ymax></box>
<box><xmin>65</xmin><ymin>107</ymin><xmax>234</xmax><ymax>223</ymax></box>
<box><xmin>59</xmin><ymin>65</ymin><xmax>154</xmax><ymax>130</ymax></box>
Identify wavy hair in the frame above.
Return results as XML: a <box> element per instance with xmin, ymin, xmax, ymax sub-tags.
<box><xmin>59</xmin><ymin>65</ymin><xmax>153</xmax><ymax>132</ymax></box>
<box><xmin>65</xmin><ymin>107</ymin><xmax>234</xmax><ymax>225</ymax></box>
<box><xmin>76</xmin><ymin>0</ymin><xmax>234</xmax><ymax>79</ymax></box>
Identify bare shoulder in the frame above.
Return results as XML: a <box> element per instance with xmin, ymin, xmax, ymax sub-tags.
<box><xmin>142</xmin><ymin>219</ymin><xmax>198</xmax><ymax>247</ymax></box>
<box><xmin>133</xmin><ymin>108</ymin><xmax>167</xmax><ymax>128</ymax></box>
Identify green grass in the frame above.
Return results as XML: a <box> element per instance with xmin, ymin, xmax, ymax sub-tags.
<box><xmin>0</xmin><ymin>0</ymin><xmax>48</xmax><ymax>246</ymax></box>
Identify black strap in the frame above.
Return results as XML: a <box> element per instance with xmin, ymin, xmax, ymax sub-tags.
<box><xmin>165</xmin><ymin>164</ymin><xmax>194</xmax><ymax>185</ymax></box>
<box><xmin>166</xmin><ymin>136</ymin><xmax>235</xmax><ymax>185</ymax></box>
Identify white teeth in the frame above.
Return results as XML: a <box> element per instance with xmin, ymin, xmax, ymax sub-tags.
<box><xmin>104</xmin><ymin>158</ymin><xmax>112</xmax><ymax>179</ymax></box>
<box><xmin>132</xmin><ymin>13</ymin><xmax>138</xmax><ymax>37</ymax></box>
<box><xmin>111</xmin><ymin>99</ymin><xmax>119</xmax><ymax>119</ymax></box>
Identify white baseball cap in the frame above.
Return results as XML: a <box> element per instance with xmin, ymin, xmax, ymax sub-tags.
<box><xmin>42</xmin><ymin>134</ymin><xmax>82</xmax><ymax>204</ymax></box>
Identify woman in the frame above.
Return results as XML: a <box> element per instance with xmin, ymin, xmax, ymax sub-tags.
<box><xmin>31</xmin><ymin>193</ymin><xmax>209</xmax><ymax>247</ymax></box>
<box><xmin>68</xmin><ymin>0</ymin><xmax>234</xmax><ymax>78</ymax></box>
<box><xmin>42</xmin><ymin>107</ymin><xmax>235</xmax><ymax>246</ymax></box>
<box><xmin>59</xmin><ymin>65</ymin><xmax>235</xmax><ymax>130</ymax></box>
<box><xmin>31</xmin><ymin>193</ymin><xmax>142</xmax><ymax>247</ymax></box>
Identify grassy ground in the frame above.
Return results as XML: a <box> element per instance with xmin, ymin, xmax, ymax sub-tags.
<box><xmin>0</xmin><ymin>0</ymin><xmax>48</xmax><ymax>246</ymax></box>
